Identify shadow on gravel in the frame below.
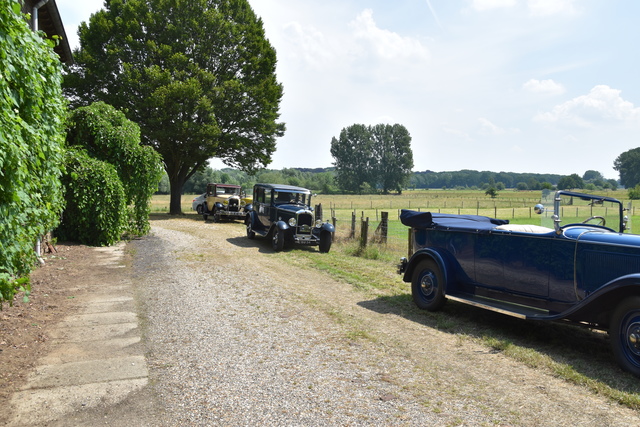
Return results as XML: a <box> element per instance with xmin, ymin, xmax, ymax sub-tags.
<box><xmin>358</xmin><ymin>295</ymin><xmax>640</xmax><ymax>397</ymax></box>
<box><xmin>226</xmin><ymin>235</ymin><xmax>323</xmax><ymax>255</ymax></box>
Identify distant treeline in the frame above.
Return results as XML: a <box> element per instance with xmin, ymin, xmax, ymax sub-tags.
<box><xmin>410</xmin><ymin>169</ymin><xmax>563</xmax><ymax>189</ymax></box>
<box><xmin>159</xmin><ymin>167</ymin><xmax>617</xmax><ymax>194</ymax></box>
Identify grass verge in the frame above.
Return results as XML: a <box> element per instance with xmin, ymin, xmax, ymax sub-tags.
<box><xmin>282</xmin><ymin>239</ymin><xmax>640</xmax><ymax>410</ymax></box>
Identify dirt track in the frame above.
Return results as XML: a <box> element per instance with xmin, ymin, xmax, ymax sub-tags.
<box><xmin>4</xmin><ymin>216</ymin><xmax>640</xmax><ymax>426</ymax></box>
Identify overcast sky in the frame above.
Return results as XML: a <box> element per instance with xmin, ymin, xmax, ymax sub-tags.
<box><xmin>56</xmin><ymin>0</ymin><xmax>640</xmax><ymax>179</ymax></box>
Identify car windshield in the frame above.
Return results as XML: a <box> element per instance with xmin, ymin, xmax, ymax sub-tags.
<box><xmin>539</xmin><ymin>190</ymin><xmax>625</xmax><ymax>232</ymax></box>
<box><xmin>274</xmin><ymin>191</ymin><xmax>309</xmax><ymax>205</ymax></box>
<box><xmin>217</xmin><ymin>186</ymin><xmax>240</xmax><ymax>196</ymax></box>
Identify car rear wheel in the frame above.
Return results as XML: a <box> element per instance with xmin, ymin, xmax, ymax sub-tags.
<box><xmin>319</xmin><ymin>230</ymin><xmax>332</xmax><ymax>253</ymax></box>
<box><xmin>411</xmin><ymin>258</ymin><xmax>446</xmax><ymax>311</ymax></box>
<box><xmin>610</xmin><ymin>296</ymin><xmax>640</xmax><ymax>376</ymax></box>
<box><xmin>196</xmin><ymin>205</ymin><xmax>203</xmax><ymax>215</ymax></box>
<box><xmin>272</xmin><ymin>228</ymin><xmax>284</xmax><ymax>252</ymax></box>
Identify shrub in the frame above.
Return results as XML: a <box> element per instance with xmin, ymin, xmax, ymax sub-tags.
<box><xmin>56</xmin><ymin>149</ymin><xmax>127</xmax><ymax>246</ymax></box>
<box><xmin>0</xmin><ymin>0</ymin><xmax>67</xmax><ymax>305</ymax></box>
<box><xmin>66</xmin><ymin>102</ymin><xmax>163</xmax><ymax>236</ymax></box>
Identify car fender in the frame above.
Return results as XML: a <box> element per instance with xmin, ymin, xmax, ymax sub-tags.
<box><xmin>244</xmin><ymin>203</ymin><xmax>253</xmax><ymax>212</ymax></box>
<box><xmin>321</xmin><ymin>222</ymin><xmax>335</xmax><ymax>233</ymax></box>
<box><xmin>403</xmin><ymin>248</ymin><xmax>451</xmax><ymax>293</ymax></box>
<box><xmin>275</xmin><ymin>220</ymin><xmax>290</xmax><ymax>231</ymax></box>
<box><xmin>214</xmin><ymin>202</ymin><xmax>225</xmax><ymax>210</ymax></box>
<box><xmin>549</xmin><ymin>274</ymin><xmax>640</xmax><ymax>325</ymax></box>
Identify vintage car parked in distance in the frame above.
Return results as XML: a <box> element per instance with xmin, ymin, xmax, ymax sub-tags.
<box><xmin>245</xmin><ymin>183</ymin><xmax>335</xmax><ymax>252</ymax></box>
<box><xmin>397</xmin><ymin>190</ymin><xmax>640</xmax><ymax>375</ymax></box>
<box><xmin>202</xmin><ymin>183</ymin><xmax>252</xmax><ymax>222</ymax></box>
<box><xmin>191</xmin><ymin>193</ymin><xmax>206</xmax><ymax>214</ymax></box>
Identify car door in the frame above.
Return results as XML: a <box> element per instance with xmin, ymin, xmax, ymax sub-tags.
<box><xmin>257</xmin><ymin>188</ymin><xmax>273</xmax><ymax>229</ymax></box>
<box><xmin>474</xmin><ymin>232</ymin><xmax>550</xmax><ymax>298</ymax></box>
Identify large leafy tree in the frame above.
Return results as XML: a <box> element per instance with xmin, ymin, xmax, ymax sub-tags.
<box><xmin>614</xmin><ymin>147</ymin><xmax>640</xmax><ymax>189</ymax></box>
<box><xmin>330</xmin><ymin>124</ymin><xmax>413</xmax><ymax>193</ymax></box>
<box><xmin>330</xmin><ymin>124</ymin><xmax>374</xmax><ymax>193</ymax></box>
<box><xmin>64</xmin><ymin>0</ymin><xmax>285</xmax><ymax>214</ymax></box>
<box><xmin>371</xmin><ymin>124</ymin><xmax>413</xmax><ymax>194</ymax></box>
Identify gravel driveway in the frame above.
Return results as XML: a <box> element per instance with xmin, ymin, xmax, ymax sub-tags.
<box><xmin>42</xmin><ymin>216</ymin><xmax>640</xmax><ymax>426</ymax></box>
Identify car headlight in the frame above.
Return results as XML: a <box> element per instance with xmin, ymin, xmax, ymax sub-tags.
<box><xmin>315</xmin><ymin>219</ymin><xmax>323</xmax><ymax>228</ymax></box>
<box><xmin>289</xmin><ymin>218</ymin><xmax>297</xmax><ymax>227</ymax></box>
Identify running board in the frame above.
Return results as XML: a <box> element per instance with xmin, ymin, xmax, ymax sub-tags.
<box><xmin>446</xmin><ymin>294</ymin><xmax>550</xmax><ymax>320</ymax></box>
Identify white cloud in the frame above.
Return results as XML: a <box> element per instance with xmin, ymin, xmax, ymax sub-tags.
<box><xmin>528</xmin><ymin>0</ymin><xmax>577</xmax><ymax>16</ymax></box>
<box><xmin>442</xmin><ymin>127</ymin><xmax>472</xmax><ymax>141</ymax></box>
<box><xmin>523</xmin><ymin>78</ymin><xmax>566</xmax><ymax>95</ymax></box>
<box><xmin>477</xmin><ymin>118</ymin><xmax>520</xmax><ymax>135</ymax></box>
<box><xmin>534</xmin><ymin>85</ymin><xmax>640</xmax><ymax>127</ymax></box>
<box><xmin>281</xmin><ymin>22</ymin><xmax>334</xmax><ymax>69</ymax></box>
<box><xmin>349</xmin><ymin>9</ymin><xmax>429</xmax><ymax>61</ymax></box>
<box><xmin>470</xmin><ymin>0</ymin><xmax>516</xmax><ymax>11</ymax></box>
<box><xmin>478</xmin><ymin>118</ymin><xmax>506</xmax><ymax>135</ymax></box>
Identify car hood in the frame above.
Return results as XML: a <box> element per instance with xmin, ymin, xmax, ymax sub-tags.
<box><xmin>277</xmin><ymin>204</ymin><xmax>312</xmax><ymax>214</ymax></box>
<box><xmin>563</xmin><ymin>226</ymin><xmax>640</xmax><ymax>246</ymax></box>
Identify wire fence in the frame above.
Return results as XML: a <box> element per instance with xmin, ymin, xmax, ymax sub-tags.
<box><xmin>316</xmin><ymin>200</ymin><xmax>637</xmax><ymax>259</ymax></box>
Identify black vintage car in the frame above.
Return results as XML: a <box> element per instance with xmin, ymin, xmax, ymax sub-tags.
<box><xmin>245</xmin><ymin>183</ymin><xmax>335</xmax><ymax>252</ymax></box>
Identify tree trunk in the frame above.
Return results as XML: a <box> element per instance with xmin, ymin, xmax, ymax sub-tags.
<box><xmin>169</xmin><ymin>175</ymin><xmax>186</xmax><ymax>215</ymax></box>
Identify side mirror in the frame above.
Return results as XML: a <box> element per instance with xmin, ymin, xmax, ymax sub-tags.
<box><xmin>534</xmin><ymin>204</ymin><xmax>545</xmax><ymax>214</ymax></box>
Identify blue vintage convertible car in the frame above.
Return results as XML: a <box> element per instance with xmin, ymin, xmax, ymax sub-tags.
<box><xmin>397</xmin><ymin>190</ymin><xmax>640</xmax><ymax>375</ymax></box>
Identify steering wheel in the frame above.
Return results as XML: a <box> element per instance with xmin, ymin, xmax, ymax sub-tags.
<box><xmin>583</xmin><ymin>216</ymin><xmax>606</xmax><ymax>226</ymax></box>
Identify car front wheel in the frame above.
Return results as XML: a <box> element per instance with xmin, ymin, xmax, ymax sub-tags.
<box><xmin>610</xmin><ymin>296</ymin><xmax>640</xmax><ymax>376</ymax></box>
<box><xmin>246</xmin><ymin>217</ymin><xmax>255</xmax><ymax>239</ymax></box>
<box><xmin>319</xmin><ymin>230</ymin><xmax>332</xmax><ymax>253</ymax></box>
<box><xmin>411</xmin><ymin>259</ymin><xmax>446</xmax><ymax>311</ymax></box>
<box><xmin>272</xmin><ymin>228</ymin><xmax>284</xmax><ymax>252</ymax></box>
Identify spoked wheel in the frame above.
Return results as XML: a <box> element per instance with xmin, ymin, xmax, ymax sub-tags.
<box><xmin>272</xmin><ymin>228</ymin><xmax>284</xmax><ymax>252</ymax></box>
<box><xmin>610</xmin><ymin>296</ymin><xmax>640</xmax><ymax>376</ymax></box>
<box><xmin>411</xmin><ymin>259</ymin><xmax>446</xmax><ymax>311</ymax></box>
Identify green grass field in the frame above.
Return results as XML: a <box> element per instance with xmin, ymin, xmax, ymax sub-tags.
<box><xmin>151</xmin><ymin>190</ymin><xmax>640</xmax><ymax>253</ymax></box>
<box><xmin>151</xmin><ymin>188</ymin><xmax>638</xmax><ymax>257</ymax></box>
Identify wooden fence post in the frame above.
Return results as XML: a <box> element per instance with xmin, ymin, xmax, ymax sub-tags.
<box><xmin>360</xmin><ymin>217</ymin><xmax>369</xmax><ymax>248</ymax></box>
<box><xmin>380</xmin><ymin>211</ymin><xmax>388</xmax><ymax>244</ymax></box>
<box><xmin>332</xmin><ymin>217</ymin><xmax>337</xmax><ymax>241</ymax></box>
<box><xmin>350</xmin><ymin>212</ymin><xmax>356</xmax><ymax>239</ymax></box>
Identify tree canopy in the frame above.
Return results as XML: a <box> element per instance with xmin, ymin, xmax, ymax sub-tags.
<box><xmin>64</xmin><ymin>0</ymin><xmax>285</xmax><ymax>214</ymax></box>
<box><xmin>614</xmin><ymin>147</ymin><xmax>640</xmax><ymax>189</ymax></box>
<box><xmin>330</xmin><ymin>124</ymin><xmax>414</xmax><ymax>194</ymax></box>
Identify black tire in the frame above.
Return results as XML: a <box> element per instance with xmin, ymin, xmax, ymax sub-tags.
<box><xmin>246</xmin><ymin>216</ymin><xmax>255</xmax><ymax>239</ymax></box>
<box><xmin>212</xmin><ymin>207</ymin><xmax>218</xmax><ymax>223</ymax></box>
<box><xmin>319</xmin><ymin>230</ymin><xmax>332</xmax><ymax>253</ymax></box>
<box><xmin>610</xmin><ymin>296</ymin><xmax>640</xmax><ymax>376</ymax></box>
<box><xmin>411</xmin><ymin>258</ymin><xmax>446</xmax><ymax>311</ymax></box>
<box><xmin>272</xmin><ymin>228</ymin><xmax>284</xmax><ymax>252</ymax></box>
<box><xmin>202</xmin><ymin>213</ymin><xmax>208</xmax><ymax>221</ymax></box>
<box><xmin>196</xmin><ymin>205</ymin><xmax>203</xmax><ymax>215</ymax></box>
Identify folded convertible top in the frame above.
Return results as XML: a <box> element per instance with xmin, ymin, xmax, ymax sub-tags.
<box><xmin>400</xmin><ymin>209</ymin><xmax>509</xmax><ymax>230</ymax></box>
